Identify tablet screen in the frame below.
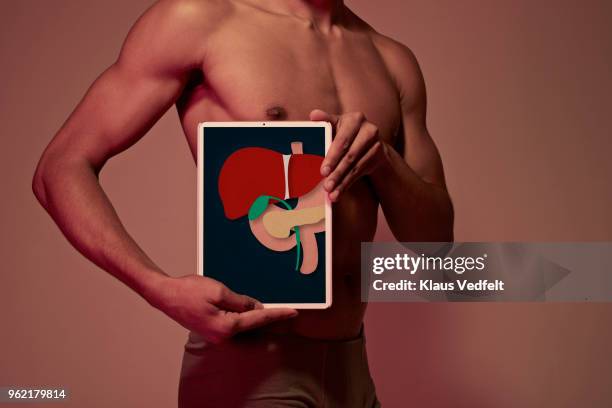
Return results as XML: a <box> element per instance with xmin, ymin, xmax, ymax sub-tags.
<box><xmin>198</xmin><ymin>123</ymin><xmax>331</xmax><ymax>308</ymax></box>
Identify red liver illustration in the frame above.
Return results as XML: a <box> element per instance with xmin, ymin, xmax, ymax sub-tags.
<box><xmin>218</xmin><ymin>143</ymin><xmax>325</xmax><ymax>274</ymax></box>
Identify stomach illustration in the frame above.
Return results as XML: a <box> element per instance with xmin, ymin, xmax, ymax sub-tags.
<box><xmin>218</xmin><ymin>142</ymin><xmax>325</xmax><ymax>274</ymax></box>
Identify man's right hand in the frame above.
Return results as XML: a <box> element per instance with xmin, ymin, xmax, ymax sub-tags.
<box><xmin>148</xmin><ymin>275</ymin><xmax>298</xmax><ymax>344</ymax></box>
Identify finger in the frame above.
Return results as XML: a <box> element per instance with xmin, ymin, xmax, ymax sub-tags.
<box><xmin>211</xmin><ymin>284</ymin><xmax>262</xmax><ymax>312</ymax></box>
<box><xmin>309</xmin><ymin>109</ymin><xmax>339</xmax><ymax>129</ymax></box>
<box><xmin>320</xmin><ymin>112</ymin><xmax>365</xmax><ymax>177</ymax></box>
<box><xmin>324</xmin><ymin>122</ymin><xmax>378</xmax><ymax>193</ymax></box>
<box><xmin>233</xmin><ymin>308</ymin><xmax>298</xmax><ymax>333</ymax></box>
<box><xmin>329</xmin><ymin>142</ymin><xmax>382</xmax><ymax>202</ymax></box>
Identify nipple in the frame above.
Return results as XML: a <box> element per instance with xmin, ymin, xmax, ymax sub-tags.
<box><xmin>266</xmin><ymin>106</ymin><xmax>288</xmax><ymax>120</ymax></box>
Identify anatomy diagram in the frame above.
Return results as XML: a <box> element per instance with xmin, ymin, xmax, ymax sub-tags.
<box><xmin>218</xmin><ymin>142</ymin><xmax>325</xmax><ymax>274</ymax></box>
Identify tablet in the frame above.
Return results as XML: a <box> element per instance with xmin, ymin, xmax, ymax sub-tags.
<box><xmin>197</xmin><ymin>121</ymin><xmax>332</xmax><ymax>309</ymax></box>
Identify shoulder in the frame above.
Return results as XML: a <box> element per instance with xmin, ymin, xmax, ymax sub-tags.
<box><xmin>341</xmin><ymin>7</ymin><xmax>419</xmax><ymax>72</ymax></box>
<box><xmin>371</xmin><ymin>33</ymin><xmax>427</xmax><ymax>112</ymax></box>
<box><xmin>151</xmin><ymin>0</ymin><xmax>232</xmax><ymax>20</ymax></box>
<box><xmin>371</xmin><ymin>33</ymin><xmax>420</xmax><ymax>75</ymax></box>
<box><xmin>341</xmin><ymin>8</ymin><xmax>425</xmax><ymax>103</ymax></box>
<box><xmin>118</xmin><ymin>0</ymin><xmax>234</xmax><ymax>72</ymax></box>
<box><xmin>134</xmin><ymin>0</ymin><xmax>233</xmax><ymax>37</ymax></box>
<box><xmin>370</xmin><ymin>32</ymin><xmax>425</xmax><ymax>102</ymax></box>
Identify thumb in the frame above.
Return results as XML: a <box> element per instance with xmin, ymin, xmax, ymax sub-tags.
<box><xmin>213</xmin><ymin>286</ymin><xmax>262</xmax><ymax>312</ymax></box>
<box><xmin>234</xmin><ymin>308</ymin><xmax>299</xmax><ymax>333</ymax></box>
<box><xmin>309</xmin><ymin>109</ymin><xmax>339</xmax><ymax>129</ymax></box>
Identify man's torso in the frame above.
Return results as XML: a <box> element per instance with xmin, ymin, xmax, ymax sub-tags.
<box><xmin>177</xmin><ymin>1</ymin><xmax>402</xmax><ymax>339</ymax></box>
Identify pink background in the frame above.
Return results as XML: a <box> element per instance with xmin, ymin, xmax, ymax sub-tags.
<box><xmin>1</xmin><ymin>0</ymin><xmax>611</xmax><ymax>407</ymax></box>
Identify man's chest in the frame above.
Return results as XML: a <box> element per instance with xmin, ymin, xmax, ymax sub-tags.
<box><xmin>189</xmin><ymin>19</ymin><xmax>402</xmax><ymax>143</ymax></box>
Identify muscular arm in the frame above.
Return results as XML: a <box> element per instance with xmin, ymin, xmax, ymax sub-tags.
<box><xmin>312</xmin><ymin>38</ymin><xmax>453</xmax><ymax>242</ymax></box>
<box><xmin>369</xmin><ymin>42</ymin><xmax>454</xmax><ymax>242</ymax></box>
<box><xmin>33</xmin><ymin>0</ymin><xmax>296</xmax><ymax>342</ymax></box>
<box><xmin>33</xmin><ymin>0</ymin><xmax>201</xmax><ymax>299</ymax></box>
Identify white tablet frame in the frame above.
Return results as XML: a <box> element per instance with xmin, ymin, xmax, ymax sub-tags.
<box><xmin>197</xmin><ymin>121</ymin><xmax>332</xmax><ymax>309</ymax></box>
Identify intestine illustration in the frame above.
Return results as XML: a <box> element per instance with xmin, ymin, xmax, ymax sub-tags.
<box><xmin>218</xmin><ymin>142</ymin><xmax>325</xmax><ymax>274</ymax></box>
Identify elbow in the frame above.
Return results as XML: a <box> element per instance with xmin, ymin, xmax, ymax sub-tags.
<box><xmin>392</xmin><ymin>189</ymin><xmax>455</xmax><ymax>243</ymax></box>
<box><xmin>32</xmin><ymin>149</ymin><xmax>100</xmax><ymax>210</ymax></box>
<box><xmin>436</xmin><ymin>192</ymin><xmax>455</xmax><ymax>242</ymax></box>
<box><xmin>32</xmin><ymin>156</ymin><xmax>52</xmax><ymax>209</ymax></box>
<box><xmin>32</xmin><ymin>149</ymin><xmax>67</xmax><ymax>209</ymax></box>
<box><xmin>33</xmin><ymin>134</ymin><xmax>103</xmax><ymax>210</ymax></box>
<box><xmin>442</xmin><ymin>199</ymin><xmax>454</xmax><ymax>242</ymax></box>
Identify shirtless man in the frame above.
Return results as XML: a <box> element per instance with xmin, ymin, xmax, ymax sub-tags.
<box><xmin>33</xmin><ymin>0</ymin><xmax>453</xmax><ymax>406</ymax></box>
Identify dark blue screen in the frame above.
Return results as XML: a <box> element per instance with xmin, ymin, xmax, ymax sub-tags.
<box><xmin>203</xmin><ymin>126</ymin><xmax>326</xmax><ymax>304</ymax></box>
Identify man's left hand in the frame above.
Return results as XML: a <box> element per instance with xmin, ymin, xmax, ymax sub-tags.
<box><xmin>310</xmin><ymin>109</ymin><xmax>389</xmax><ymax>202</ymax></box>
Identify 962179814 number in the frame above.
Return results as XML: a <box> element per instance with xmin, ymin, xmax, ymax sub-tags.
<box><xmin>3</xmin><ymin>388</ymin><xmax>68</xmax><ymax>401</ymax></box>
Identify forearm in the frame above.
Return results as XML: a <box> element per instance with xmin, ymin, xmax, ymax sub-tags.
<box><xmin>32</xmin><ymin>157</ymin><xmax>298</xmax><ymax>340</ymax></box>
<box><xmin>369</xmin><ymin>142</ymin><xmax>454</xmax><ymax>242</ymax></box>
<box><xmin>33</xmin><ymin>157</ymin><xmax>167</xmax><ymax>304</ymax></box>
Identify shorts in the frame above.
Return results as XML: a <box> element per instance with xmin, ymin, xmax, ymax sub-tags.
<box><xmin>178</xmin><ymin>327</ymin><xmax>381</xmax><ymax>408</ymax></box>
